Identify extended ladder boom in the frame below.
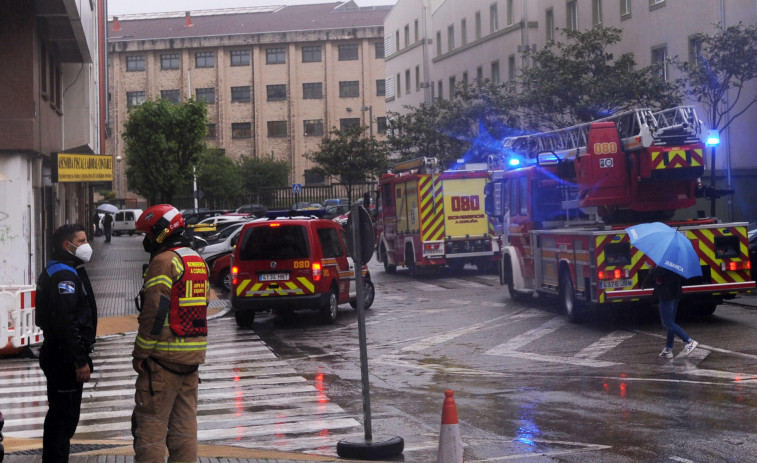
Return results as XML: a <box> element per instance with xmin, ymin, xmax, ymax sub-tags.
<box><xmin>502</xmin><ymin>105</ymin><xmax>704</xmax><ymax>161</ymax></box>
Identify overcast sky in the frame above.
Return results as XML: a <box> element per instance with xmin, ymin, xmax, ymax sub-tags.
<box><xmin>108</xmin><ymin>0</ymin><xmax>396</xmax><ymax>16</ymax></box>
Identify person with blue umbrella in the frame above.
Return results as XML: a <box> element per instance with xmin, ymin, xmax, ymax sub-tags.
<box><xmin>626</xmin><ymin>222</ymin><xmax>700</xmax><ymax>359</ymax></box>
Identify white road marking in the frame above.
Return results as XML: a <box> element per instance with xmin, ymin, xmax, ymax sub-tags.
<box><xmin>575</xmin><ymin>331</ymin><xmax>635</xmax><ymax>359</ymax></box>
<box><xmin>486</xmin><ymin>317</ymin><xmax>566</xmax><ymax>355</ymax></box>
<box><xmin>400</xmin><ymin>315</ymin><xmax>513</xmax><ymax>352</ymax></box>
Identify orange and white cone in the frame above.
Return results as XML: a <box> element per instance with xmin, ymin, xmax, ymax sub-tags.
<box><xmin>437</xmin><ymin>389</ymin><xmax>464</xmax><ymax>463</ymax></box>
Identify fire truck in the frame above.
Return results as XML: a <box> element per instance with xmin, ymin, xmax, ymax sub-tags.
<box><xmin>484</xmin><ymin>105</ymin><xmax>754</xmax><ymax>321</ymax></box>
<box><xmin>375</xmin><ymin>157</ymin><xmax>500</xmax><ymax>275</ymax></box>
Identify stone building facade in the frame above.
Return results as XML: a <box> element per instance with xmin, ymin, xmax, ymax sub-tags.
<box><xmin>107</xmin><ymin>2</ymin><xmax>389</xmax><ymax>201</ymax></box>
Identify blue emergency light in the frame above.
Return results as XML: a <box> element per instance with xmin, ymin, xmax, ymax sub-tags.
<box><xmin>509</xmin><ymin>158</ymin><xmax>520</xmax><ymax>167</ymax></box>
<box><xmin>705</xmin><ymin>130</ymin><xmax>720</xmax><ymax>146</ymax></box>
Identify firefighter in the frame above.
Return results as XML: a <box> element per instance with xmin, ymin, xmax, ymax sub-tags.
<box><xmin>35</xmin><ymin>224</ymin><xmax>98</xmax><ymax>463</ymax></box>
<box><xmin>131</xmin><ymin>205</ymin><xmax>208</xmax><ymax>462</ymax></box>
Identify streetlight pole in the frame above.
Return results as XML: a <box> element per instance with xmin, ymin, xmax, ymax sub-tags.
<box><xmin>706</xmin><ymin>130</ymin><xmax>720</xmax><ymax>218</ymax></box>
<box><xmin>115</xmin><ymin>155</ymin><xmax>122</xmax><ymax>200</ymax></box>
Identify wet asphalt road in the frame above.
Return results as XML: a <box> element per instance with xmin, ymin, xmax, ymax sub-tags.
<box><xmin>248</xmin><ymin>260</ymin><xmax>757</xmax><ymax>462</ymax></box>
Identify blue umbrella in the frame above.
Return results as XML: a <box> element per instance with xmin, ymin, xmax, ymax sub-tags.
<box><xmin>625</xmin><ymin>222</ymin><xmax>703</xmax><ymax>279</ymax></box>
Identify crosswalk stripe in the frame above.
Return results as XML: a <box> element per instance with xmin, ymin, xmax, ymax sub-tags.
<box><xmin>0</xmin><ymin>317</ymin><xmax>362</xmax><ymax>457</ymax></box>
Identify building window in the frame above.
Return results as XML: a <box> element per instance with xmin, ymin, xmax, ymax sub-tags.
<box><xmin>507</xmin><ymin>0</ymin><xmax>514</xmax><ymax>25</ymax></box>
<box><xmin>126</xmin><ymin>91</ymin><xmax>146</xmax><ymax>108</ymax></box>
<box><xmin>395</xmin><ymin>30</ymin><xmax>400</xmax><ymax>52</ymax></box>
<box><xmin>405</xmin><ymin>69</ymin><xmax>411</xmax><ymax>94</ymax></box>
<box><xmin>377</xmin><ymin>79</ymin><xmax>386</xmax><ymax>96</ymax></box>
<box><xmin>376</xmin><ymin>117</ymin><xmax>387</xmax><ymax>134</ymax></box>
<box><xmin>195</xmin><ymin>88</ymin><xmax>215</xmax><ymax>104</ymax></box>
<box><xmin>491</xmin><ymin>60</ymin><xmax>500</xmax><ymax>83</ymax></box>
<box><xmin>404</xmin><ymin>24</ymin><xmax>410</xmax><ymax>47</ymax></box>
<box><xmin>490</xmin><ymin>3</ymin><xmax>498</xmax><ymax>33</ymax></box>
<box><xmin>340</xmin><ymin>118</ymin><xmax>360</xmax><ymax>131</ymax></box>
<box><xmin>461</xmin><ymin>19</ymin><xmax>467</xmax><ymax>46</ymax></box>
<box><xmin>567</xmin><ymin>1</ymin><xmax>578</xmax><ymax>31</ymax></box>
<box><xmin>375</xmin><ymin>42</ymin><xmax>385</xmax><ymax>59</ymax></box>
<box><xmin>206</xmin><ymin>123</ymin><xmax>216</xmax><ymax>139</ymax></box>
<box><xmin>126</xmin><ymin>55</ymin><xmax>145</xmax><ymax>72</ymax></box>
<box><xmin>546</xmin><ymin>9</ymin><xmax>554</xmax><ymax>41</ymax></box>
<box><xmin>160</xmin><ymin>89</ymin><xmax>180</xmax><ymax>104</ymax></box>
<box><xmin>414</xmin><ymin>19</ymin><xmax>419</xmax><ymax>42</ymax></box>
<box><xmin>304</xmin><ymin>119</ymin><xmax>324</xmax><ymax>137</ymax></box>
<box><xmin>230</xmin><ymin>50</ymin><xmax>250</xmax><ymax>66</ymax></box>
<box><xmin>592</xmin><ymin>0</ymin><xmax>603</xmax><ymax>25</ymax></box>
<box><xmin>231</xmin><ymin>122</ymin><xmax>252</xmax><ymax>139</ymax></box>
<box><xmin>462</xmin><ymin>71</ymin><xmax>468</xmax><ymax>85</ymax></box>
<box><xmin>396</xmin><ymin>73</ymin><xmax>401</xmax><ymax>97</ymax></box>
<box><xmin>475</xmin><ymin>11</ymin><xmax>482</xmax><ymax>39</ymax></box>
<box><xmin>231</xmin><ymin>86</ymin><xmax>251</xmax><ymax>103</ymax></box>
<box><xmin>448</xmin><ymin>76</ymin><xmax>455</xmax><ymax>98</ymax></box>
<box><xmin>266</xmin><ymin>47</ymin><xmax>286</xmax><ymax>64</ymax></box>
<box><xmin>305</xmin><ymin>169</ymin><xmax>325</xmax><ymax>185</ymax></box>
<box><xmin>652</xmin><ymin>46</ymin><xmax>668</xmax><ymax>80</ymax></box>
<box><xmin>620</xmin><ymin>0</ymin><xmax>631</xmax><ymax>17</ymax></box>
<box><xmin>302</xmin><ymin>46</ymin><xmax>322</xmax><ymax>63</ymax></box>
<box><xmin>415</xmin><ymin>66</ymin><xmax>420</xmax><ymax>90</ymax></box>
<box><xmin>267</xmin><ymin>121</ymin><xmax>287</xmax><ymax>137</ymax></box>
<box><xmin>195</xmin><ymin>51</ymin><xmax>214</xmax><ymax>68</ymax></box>
<box><xmin>688</xmin><ymin>36</ymin><xmax>703</xmax><ymax>69</ymax></box>
<box><xmin>508</xmin><ymin>55</ymin><xmax>516</xmax><ymax>81</ymax></box>
<box><xmin>476</xmin><ymin>66</ymin><xmax>483</xmax><ymax>81</ymax></box>
<box><xmin>267</xmin><ymin>84</ymin><xmax>287</xmax><ymax>101</ymax></box>
<box><xmin>338</xmin><ymin>44</ymin><xmax>358</xmax><ymax>60</ymax></box>
<box><xmin>448</xmin><ymin>25</ymin><xmax>455</xmax><ymax>52</ymax></box>
<box><xmin>437</xmin><ymin>80</ymin><xmax>443</xmax><ymax>101</ymax></box>
<box><xmin>160</xmin><ymin>53</ymin><xmax>179</xmax><ymax>70</ymax></box>
<box><xmin>436</xmin><ymin>31</ymin><xmax>442</xmax><ymax>56</ymax></box>
<box><xmin>339</xmin><ymin>81</ymin><xmax>360</xmax><ymax>98</ymax></box>
<box><xmin>303</xmin><ymin>82</ymin><xmax>323</xmax><ymax>99</ymax></box>
<box><xmin>649</xmin><ymin>0</ymin><xmax>665</xmax><ymax>9</ymax></box>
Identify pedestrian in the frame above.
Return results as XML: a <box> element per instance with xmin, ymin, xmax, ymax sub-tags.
<box><xmin>92</xmin><ymin>211</ymin><xmax>101</xmax><ymax>237</ymax></box>
<box><xmin>35</xmin><ymin>224</ymin><xmax>98</xmax><ymax>462</ymax></box>
<box><xmin>131</xmin><ymin>205</ymin><xmax>208</xmax><ymax>462</ymax></box>
<box><xmin>644</xmin><ymin>264</ymin><xmax>698</xmax><ymax>358</ymax></box>
<box><xmin>102</xmin><ymin>213</ymin><xmax>113</xmax><ymax>243</ymax></box>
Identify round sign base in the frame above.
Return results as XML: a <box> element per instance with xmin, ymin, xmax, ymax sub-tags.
<box><xmin>336</xmin><ymin>434</ymin><xmax>404</xmax><ymax>460</ymax></box>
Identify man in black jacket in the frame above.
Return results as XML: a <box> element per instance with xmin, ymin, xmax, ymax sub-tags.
<box><xmin>36</xmin><ymin>224</ymin><xmax>98</xmax><ymax>462</ymax></box>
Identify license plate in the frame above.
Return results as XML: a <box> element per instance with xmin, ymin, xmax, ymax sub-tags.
<box><xmin>599</xmin><ymin>278</ymin><xmax>633</xmax><ymax>289</ymax></box>
<box><xmin>259</xmin><ymin>273</ymin><xmax>289</xmax><ymax>281</ymax></box>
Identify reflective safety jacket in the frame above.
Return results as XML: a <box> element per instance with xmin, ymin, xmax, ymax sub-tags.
<box><xmin>133</xmin><ymin>246</ymin><xmax>208</xmax><ymax>366</ymax></box>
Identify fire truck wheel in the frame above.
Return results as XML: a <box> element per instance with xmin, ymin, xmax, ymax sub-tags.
<box><xmin>350</xmin><ymin>279</ymin><xmax>375</xmax><ymax>310</ymax></box>
<box><xmin>505</xmin><ymin>258</ymin><xmax>529</xmax><ymax>302</ymax></box>
<box><xmin>234</xmin><ymin>310</ymin><xmax>255</xmax><ymax>329</ymax></box>
<box><xmin>381</xmin><ymin>244</ymin><xmax>397</xmax><ymax>274</ymax></box>
<box><xmin>321</xmin><ymin>288</ymin><xmax>339</xmax><ymax>323</ymax></box>
<box><xmin>560</xmin><ymin>271</ymin><xmax>582</xmax><ymax>323</ymax></box>
<box><xmin>405</xmin><ymin>246</ymin><xmax>417</xmax><ymax>277</ymax></box>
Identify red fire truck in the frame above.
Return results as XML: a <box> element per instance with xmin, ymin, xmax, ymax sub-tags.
<box><xmin>375</xmin><ymin>157</ymin><xmax>500</xmax><ymax>275</ymax></box>
<box><xmin>485</xmin><ymin>105</ymin><xmax>754</xmax><ymax>321</ymax></box>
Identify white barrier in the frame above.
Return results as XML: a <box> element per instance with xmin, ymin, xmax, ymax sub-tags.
<box><xmin>0</xmin><ymin>285</ymin><xmax>43</xmax><ymax>349</ymax></box>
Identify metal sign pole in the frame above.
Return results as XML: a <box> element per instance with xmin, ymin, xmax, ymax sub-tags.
<box><xmin>352</xmin><ymin>204</ymin><xmax>372</xmax><ymax>439</ymax></box>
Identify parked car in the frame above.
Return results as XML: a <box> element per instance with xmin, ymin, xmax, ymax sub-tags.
<box><xmin>210</xmin><ymin>252</ymin><xmax>233</xmax><ymax>292</ymax></box>
<box><xmin>323</xmin><ymin>204</ymin><xmax>351</xmax><ymax>219</ymax></box>
<box><xmin>183</xmin><ymin>210</ymin><xmax>229</xmax><ymax>225</ymax></box>
<box><xmin>230</xmin><ymin>216</ymin><xmax>375</xmax><ymax>327</ymax></box>
<box><xmin>197</xmin><ymin>222</ymin><xmax>248</xmax><ymax>263</ymax></box>
<box><xmin>112</xmin><ymin>209</ymin><xmax>144</xmax><ymax>236</ymax></box>
<box><xmin>233</xmin><ymin>203</ymin><xmax>267</xmax><ymax>217</ymax></box>
<box><xmin>291</xmin><ymin>202</ymin><xmax>323</xmax><ymax>211</ymax></box>
<box><xmin>323</xmin><ymin>198</ymin><xmax>349</xmax><ymax>207</ymax></box>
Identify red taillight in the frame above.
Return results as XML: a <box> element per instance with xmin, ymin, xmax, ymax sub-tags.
<box><xmin>721</xmin><ymin>261</ymin><xmax>750</xmax><ymax>271</ymax></box>
<box><xmin>270</xmin><ymin>222</ymin><xmax>281</xmax><ymax>227</ymax></box>
<box><xmin>598</xmin><ymin>268</ymin><xmax>629</xmax><ymax>280</ymax></box>
<box><xmin>232</xmin><ymin>266</ymin><xmax>238</xmax><ymax>285</ymax></box>
<box><xmin>312</xmin><ymin>262</ymin><xmax>322</xmax><ymax>281</ymax></box>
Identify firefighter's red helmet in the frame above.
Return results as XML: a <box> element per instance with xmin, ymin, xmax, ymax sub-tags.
<box><xmin>136</xmin><ymin>205</ymin><xmax>185</xmax><ymax>244</ymax></box>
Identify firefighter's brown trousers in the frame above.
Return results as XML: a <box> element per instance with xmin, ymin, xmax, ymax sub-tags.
<box><xmin>131</xmin><ymin>358</ymin><xmax>200</xmax><ymax>463</ymax></box>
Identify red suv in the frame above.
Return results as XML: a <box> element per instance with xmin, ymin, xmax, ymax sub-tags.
<box><xmin>231</xmin><ymin>217</ymin><xmax>375</xmax><ymax>327</ymax></box>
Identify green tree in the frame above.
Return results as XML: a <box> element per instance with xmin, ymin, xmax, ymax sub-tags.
<box><xmin>305</xmin><ymin>127</ymin><xmax>387</xmax><ymax>203</ymax></box>
<box><xmin>671</xmin><ymin>22</ymin><xmax>757</xmax><ymax>133</ymax></box>
<box><xmin>122</xmin><ymin>98</ymin><xmax>208</xmax><ymax>204</ymax></box>
<box><xmin>195</xmin><ymin>149</ymin><xmax>243</xmax><ymax>207</ymax></box>
<box><xmin>519</xmin><ymin>26</ymin><xmax>682</xmax><ymax>130</ymax></box>
<box><xmin>237</xmin><ymin>154</ymin><xmax>290</xmax><ymax>206</ymax></box>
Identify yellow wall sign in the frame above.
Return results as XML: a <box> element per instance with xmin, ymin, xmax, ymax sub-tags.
<box><xmin>55</xmin><ymin>153</ymin><xmax>113</xmax><ymax>182</ymax></box>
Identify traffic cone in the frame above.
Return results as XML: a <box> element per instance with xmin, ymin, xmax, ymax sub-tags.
<box><xmin>437</xmin><ymin>389</ymin><xmax>464</xmax><ymax>463</ymax></box>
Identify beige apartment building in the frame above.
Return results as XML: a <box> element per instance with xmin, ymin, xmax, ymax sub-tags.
<box><xmin>107</xmin><ymin>2</ymin><xmax>389</xmax><ymax>201</ymax></box>
<box><xmin>384</xmin><ymin>0</ymin><xmax>757</xmax><ymax>221</ymax></box>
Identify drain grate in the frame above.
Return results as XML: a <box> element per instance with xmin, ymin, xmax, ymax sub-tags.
<box><xmin>9</xmin><ymin>443</ymin><xmax>125</xmax><ymax>455</ymax></box>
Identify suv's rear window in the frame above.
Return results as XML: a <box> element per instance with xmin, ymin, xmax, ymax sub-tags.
<box><xmin>239</xmin><ymin>225</ymin><xmax>309</xmax><ymax>260</ymax></box>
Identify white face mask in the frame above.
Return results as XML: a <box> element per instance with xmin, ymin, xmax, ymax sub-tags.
<box><xmin>68</xmin><ymin>242</ymin><xmax>93</xmax><ymax>262</ymax></box>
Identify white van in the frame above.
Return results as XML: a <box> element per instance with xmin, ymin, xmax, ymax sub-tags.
<box><xmin>112</xmin><ymin>209</ymin><xmax>143</xmax><ymax>236</ymax></box>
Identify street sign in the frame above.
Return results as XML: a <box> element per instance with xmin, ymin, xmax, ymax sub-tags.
<box><xmin>292</xmin><ymin>183</ymin><xmax>302</xmax><ymax>193</ymax></box>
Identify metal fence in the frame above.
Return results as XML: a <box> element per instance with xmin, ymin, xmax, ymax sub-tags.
<box><xmin>172</xmin><ymin>182</ymin><xmax>377</xmax><ymax>211</ymax></box>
